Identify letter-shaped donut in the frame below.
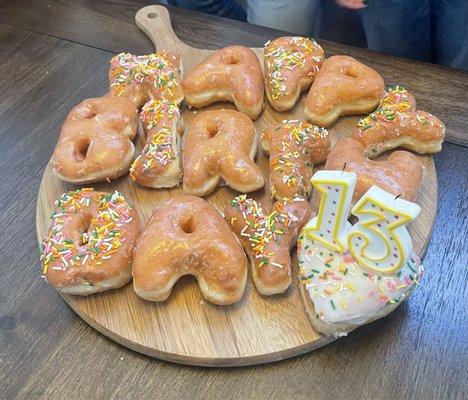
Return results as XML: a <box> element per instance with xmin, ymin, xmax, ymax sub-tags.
<box><xmin>132</xmin><ymin>195</ymin><xmax>247</xmax><ymax>305</ymax></box>
<box><xmin>130</xmin><ymin>99</ymin><xmax>184</xmax><ymax>188</ymax></box>
<box><xmin>183</xmin><ymin>109</ymin><xmax>265</xmax><ymax>197</ymax></box>
<box><xmin>318</xmin><ymin>138</ymin><xmax>423</xmax><ymax>205</ymax></box>
<box><xmin>305</xmin><ymin>55</ymin><xmax>384</xmax><ymax>127</ymax></box>
<box><xmin>182</xmin><ymin>45</ymin><xmax>264</xmax><ymax>119</ymax></box>
<box><xmin>51</xmin><ymin>97</ymin><xmax>138</xmax><ymax>183</ymax></box>
<box><xmin>261</xmin><ymin>120</ymin><xmax>330</xmax><ymax>201</ymax></box>
<box><xmin>351</xmin><ymin>86</ymin><xmax>445</xmax><ymax>156</ymax></box>
<box><xmin>40</xmin><ymin>188</ymin><xmax>140</xmax><ymax>295</ymax></box>
<box><xmin>264</xmin><ymin>36</ymin><xmax>325</xmax><ymax>111</ymax></box>
<box><xmin>225</xmin><ymin>196</ymin><xmax>312</xmax><ymax>295</ymax></box>
<box><xmin>108</xmin><ymin>52</ymin><xmax>184</xmax><ymax>108</ymax></box>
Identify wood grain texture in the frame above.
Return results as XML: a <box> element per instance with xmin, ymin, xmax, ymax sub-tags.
<box><xmin>0</xmin><ymin>2</ymin><xmax>467</xmax><ymax>398</ymax></box>
<box><xmin>33</xmin><ymin>5</ymin><xmax>438</xmax><ymax>367</ymax></box>
<box><xmin>0</xmin><ymin>0</ymin><xmax>466</xmax><ymax>148</ymax></box>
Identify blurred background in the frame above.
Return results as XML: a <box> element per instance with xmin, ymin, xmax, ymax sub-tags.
<box><xmin>161</xmin><ymin>0</ymin><xmax>468</xmax><ymax>71</ymax></box>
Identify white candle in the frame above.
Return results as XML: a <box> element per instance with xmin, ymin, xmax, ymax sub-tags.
<box><xmin>306</xmin><ymin>170</ymin><xmax>357</xmax><ymax>253</ymax></box>
<box><xmin>347</xmin><ymin>186</ymin><xmax>421</xmax><ymax>273</ymax></box>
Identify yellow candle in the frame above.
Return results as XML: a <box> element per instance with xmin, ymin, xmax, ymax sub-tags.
<box><xmin>306</xmin><ymin>170</ymin><xmax>357</xmax><ymax>252</ymax></box>
<box><xmin>347</xmin><ymin>186</ymin><xmax>421</xmax><ymax>273</ymax></box>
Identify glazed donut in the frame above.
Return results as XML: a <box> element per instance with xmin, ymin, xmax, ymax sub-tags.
<box><xmin>130</xmin><ymin>99</ymin><xmax>184</xmax><ymax>188</ymax></box>
<box><xmin>261</xmin><ymin>120</ymin><xmax>330</xmax><ymax>201</ymax></box>
<box><xmin>182</xmin><ymin>45</ymin><xmax>264</xmax><ymax>119</ymax></box>
<box><xmin>318</xmin><ymin>138</ymin><xmax>423</xmax><ymax>204</ymax></box>
<box><xmin>132</xmin><ymin>195</ymin><xmax>247</xmax><ymax>305</ymax></box>
<box><xmin>297</xmin><ymin>227</ymin><xmax>423</xmax><ymax>336</ymax></box>
<box><xmin>264</xmin><ymin>36</ymin><xmax>325</xmax><ymax>111</ymax></box>
<box><xmin>51</xmin><ymin>96</ymin><xmax>138</xmax><ymax>183</ymax></box>
<box><xmin>183</xmin><ymin>109</ymin><xmax>265</xmax><ymax>197</ymax></box>
<box><xmin>351</xmin><ymin>86</ymin><xmax>445</xmax><ymax>156</ymax></box>
<box><xmin>40</xmin><ymin>188</ymin><xmax>140</xmax><ymax>295</ymax></box>
<box><xmin>304</xmin><ymin>55</ymin><xmax>384</xmax><ymax>127</ymax></box>
<box><xmin>108</xmin><ymin>52</ymin><xmax>184</xmax><ymax>108</ymax></box>
<box><xmin>225</xmin><ymin>195</ymin><xmax>311</xmax><ymax>295</ymax></box>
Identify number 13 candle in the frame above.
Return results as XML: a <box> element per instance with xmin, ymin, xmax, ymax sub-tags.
<box><xmin>307</xmin><ymin>170</ymin><xmax>420</xmax><ymax>274</ymax></box>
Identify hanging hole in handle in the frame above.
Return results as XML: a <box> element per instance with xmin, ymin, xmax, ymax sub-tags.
<box><xmin>148</xmin><ymin>12</ymin><xmax>158</xmax><ymax>19</ymax></box>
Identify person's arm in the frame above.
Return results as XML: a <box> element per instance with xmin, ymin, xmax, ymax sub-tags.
<box><xmin>335</xmin><ymin>0</ymin><xmax>367</xmax><ymax>10</ymax></box>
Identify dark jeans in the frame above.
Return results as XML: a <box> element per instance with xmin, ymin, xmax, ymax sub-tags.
<box><xmin>359</xmin><ymin>0</ymin><xmax>468</xmax><ymax>70</ymax></box>
<box><xmin>165</xmin><ymin>0</ymin><xmax>468</xmax><ymax>70</ymax></box>
<box><xmin>166</xmin><ymin>0</ymin><xmax>247</xmax><ymax>21</ymax></box>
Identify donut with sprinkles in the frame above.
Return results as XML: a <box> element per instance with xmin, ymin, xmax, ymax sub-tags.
<box><xmin>108</xmin><ymin>52</ymin><xmax>184</xmax><ymax>108</ymax></box>
<box><xmin>40</xmin><ymin>188</ymin><xmax>140</xmax><ymax>295</ymax></box>
<box><xmin>130</xmin><ymin>99</ymin><xmax>184</xmax><ymax>188</ymax></box>
<box><xmin>297</xmin><ymin>222</ymin><xmax>423</xmax><ymax>336</ymax></box>
<box><xmin>261</xmin><ymin>120</ymin><xmax>330</xmax><ymax>201</ymax></box>
<box><xmin>264</xmin><ymin>36</ymin><xmax>324</xmax><ymax>111</ymax></box>
<box><xmin>351</xmin><ymin>86</ymin><xmax>445</xmax><ymax>156</ymax></box>
<box><xmin>225</xmin><ymin>195</ymin><xmax>311</xmax><ymax>295</ymax></box>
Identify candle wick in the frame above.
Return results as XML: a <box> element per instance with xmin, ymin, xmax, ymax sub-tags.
<box><xmin>342</xmin><ymin>162</ymin><xmax>347</xmax><ymax>171</ymax></box>
<box><xmin>395</xmin><ymin>194</ymin><xmax>402</xmax><ymax>200</ymax></box>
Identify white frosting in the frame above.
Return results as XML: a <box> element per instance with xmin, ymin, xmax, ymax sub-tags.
<box><xmin>297</xmin><ymin>221</ymin><xmax>423</xmax><ymax>335</ymax></box>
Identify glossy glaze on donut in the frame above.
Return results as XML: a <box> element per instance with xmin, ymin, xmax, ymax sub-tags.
<box><xmin>183</xmin><ymin>109</ymin><xmax>265</xmax><ymax>197</ymax></box>
<box><xmin>51</xmin><ymin>96</ymin><xmax>138</xmax><ymax>184</ymax></box>
<box><xmin>40</xmin><ymin>188</ymin><xmax>140</xmax><ymax>295</ymax></box>
<box><xmin>132</xmin><ymin>195</ymin><xmax>247</xmax><ymax>305</ymax></box>
<box><xmin>319</xmin><ymin>138</ymin><xmax>423</xmax><ymax>205</ymax></box>
<box><xmin>225</xmin><ymin>195</ymin><xmax>312</xmax><ymax>295</ymax></box>
<box><xmin>264</xmin><ymin>36</ymin><xmax>324</xmax><ymax>111</ymax></box>
<box><xmin>130</xmin><ymin>99</ymin><xmax>183</xmax><ymax>188</ymax></box>
<box><xmin>351</xmin><ymin>86</ymin><xmax>445</xmax><ymax>156</ymax></box>
<box><xmin>305</xmin><ymin>55</ymin><xmax>384</xmax><ymax>127</ymax></box>
<box><xmin>108</xmin><ymin>52</ymin><xmax>184</xmax><ymax>108</ymax></box>
<box><xmin>261</xmin><ymin>120</ymin><xmax>330</xmax><ymax>200</ymax></box>
<box><xmin>183</xmin><ymin>45</ymin><xmax>264</xmax><ymax>119</ymax></box>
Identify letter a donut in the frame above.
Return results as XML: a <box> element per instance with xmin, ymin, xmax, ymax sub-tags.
<box><xmin>132</xmin><ymin>195</ymin><xmax>247</xmax><ymax>305</ymax></box>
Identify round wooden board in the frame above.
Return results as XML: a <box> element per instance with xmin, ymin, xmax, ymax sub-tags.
<box><xmin>35</xmin><ymin>5</ymin><xmax>438</xmax><ymax>366</ymax></box>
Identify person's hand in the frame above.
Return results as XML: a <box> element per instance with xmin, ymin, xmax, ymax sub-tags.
<box><xmin>335</xmin><ymin>0</ymin><xmax>368</xmax><ymax>10</ymax></box>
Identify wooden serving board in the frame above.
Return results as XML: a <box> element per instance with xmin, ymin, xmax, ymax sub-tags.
<box><xmin>35</xmin><ymin>5</ymin><xmax>438</xmax><ymax>366</ymax></box>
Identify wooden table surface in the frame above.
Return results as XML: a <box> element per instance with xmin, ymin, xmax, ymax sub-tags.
<box><xmin>0</xmin><ymin>1</ymin><xmax>467</xmax><ymax>399</ymax></box>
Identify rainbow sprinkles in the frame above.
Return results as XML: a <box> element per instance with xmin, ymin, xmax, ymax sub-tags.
<box><xmin>228</xmin><ymin>195</ymin><xmax>295</xmax><ymax>269</ymax></box>
<box><xmin>130</xmin><ymin>99</ymin><xmax>181</xmax><ymax>176</ymax></box>
<box><xmin>297</xmin><ymin>224</ymin><xmax>423</xmax><ymax>337</ymax></box>
<box><xmin>266</xmin><ymin>120</ymin><xmax>328</xmax><ymax>199</ymax></box>
<box><xmin>40</xmin><ymin>188</ymin><xmax>134</xmax><ymax>276</ymax></box>
<box><xmin>109</xmin><ymin>52</ymin><xmax>181</xmax><ymax>101</ymax></box>
<box><xmin>264</xmin><ymin>36</ymin><xmax>324</xmax><ymax>101</ymax></box>
<box><xmin>357</xmin><ymin>86</ymin><xmax>443</xmax><ymax>132</ymax></box>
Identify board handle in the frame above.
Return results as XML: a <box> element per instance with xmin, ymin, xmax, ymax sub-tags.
<box><xmin>135</xmin><ymin>5</ymin><xmax>187</xmax><ymax>52</ymax></box>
